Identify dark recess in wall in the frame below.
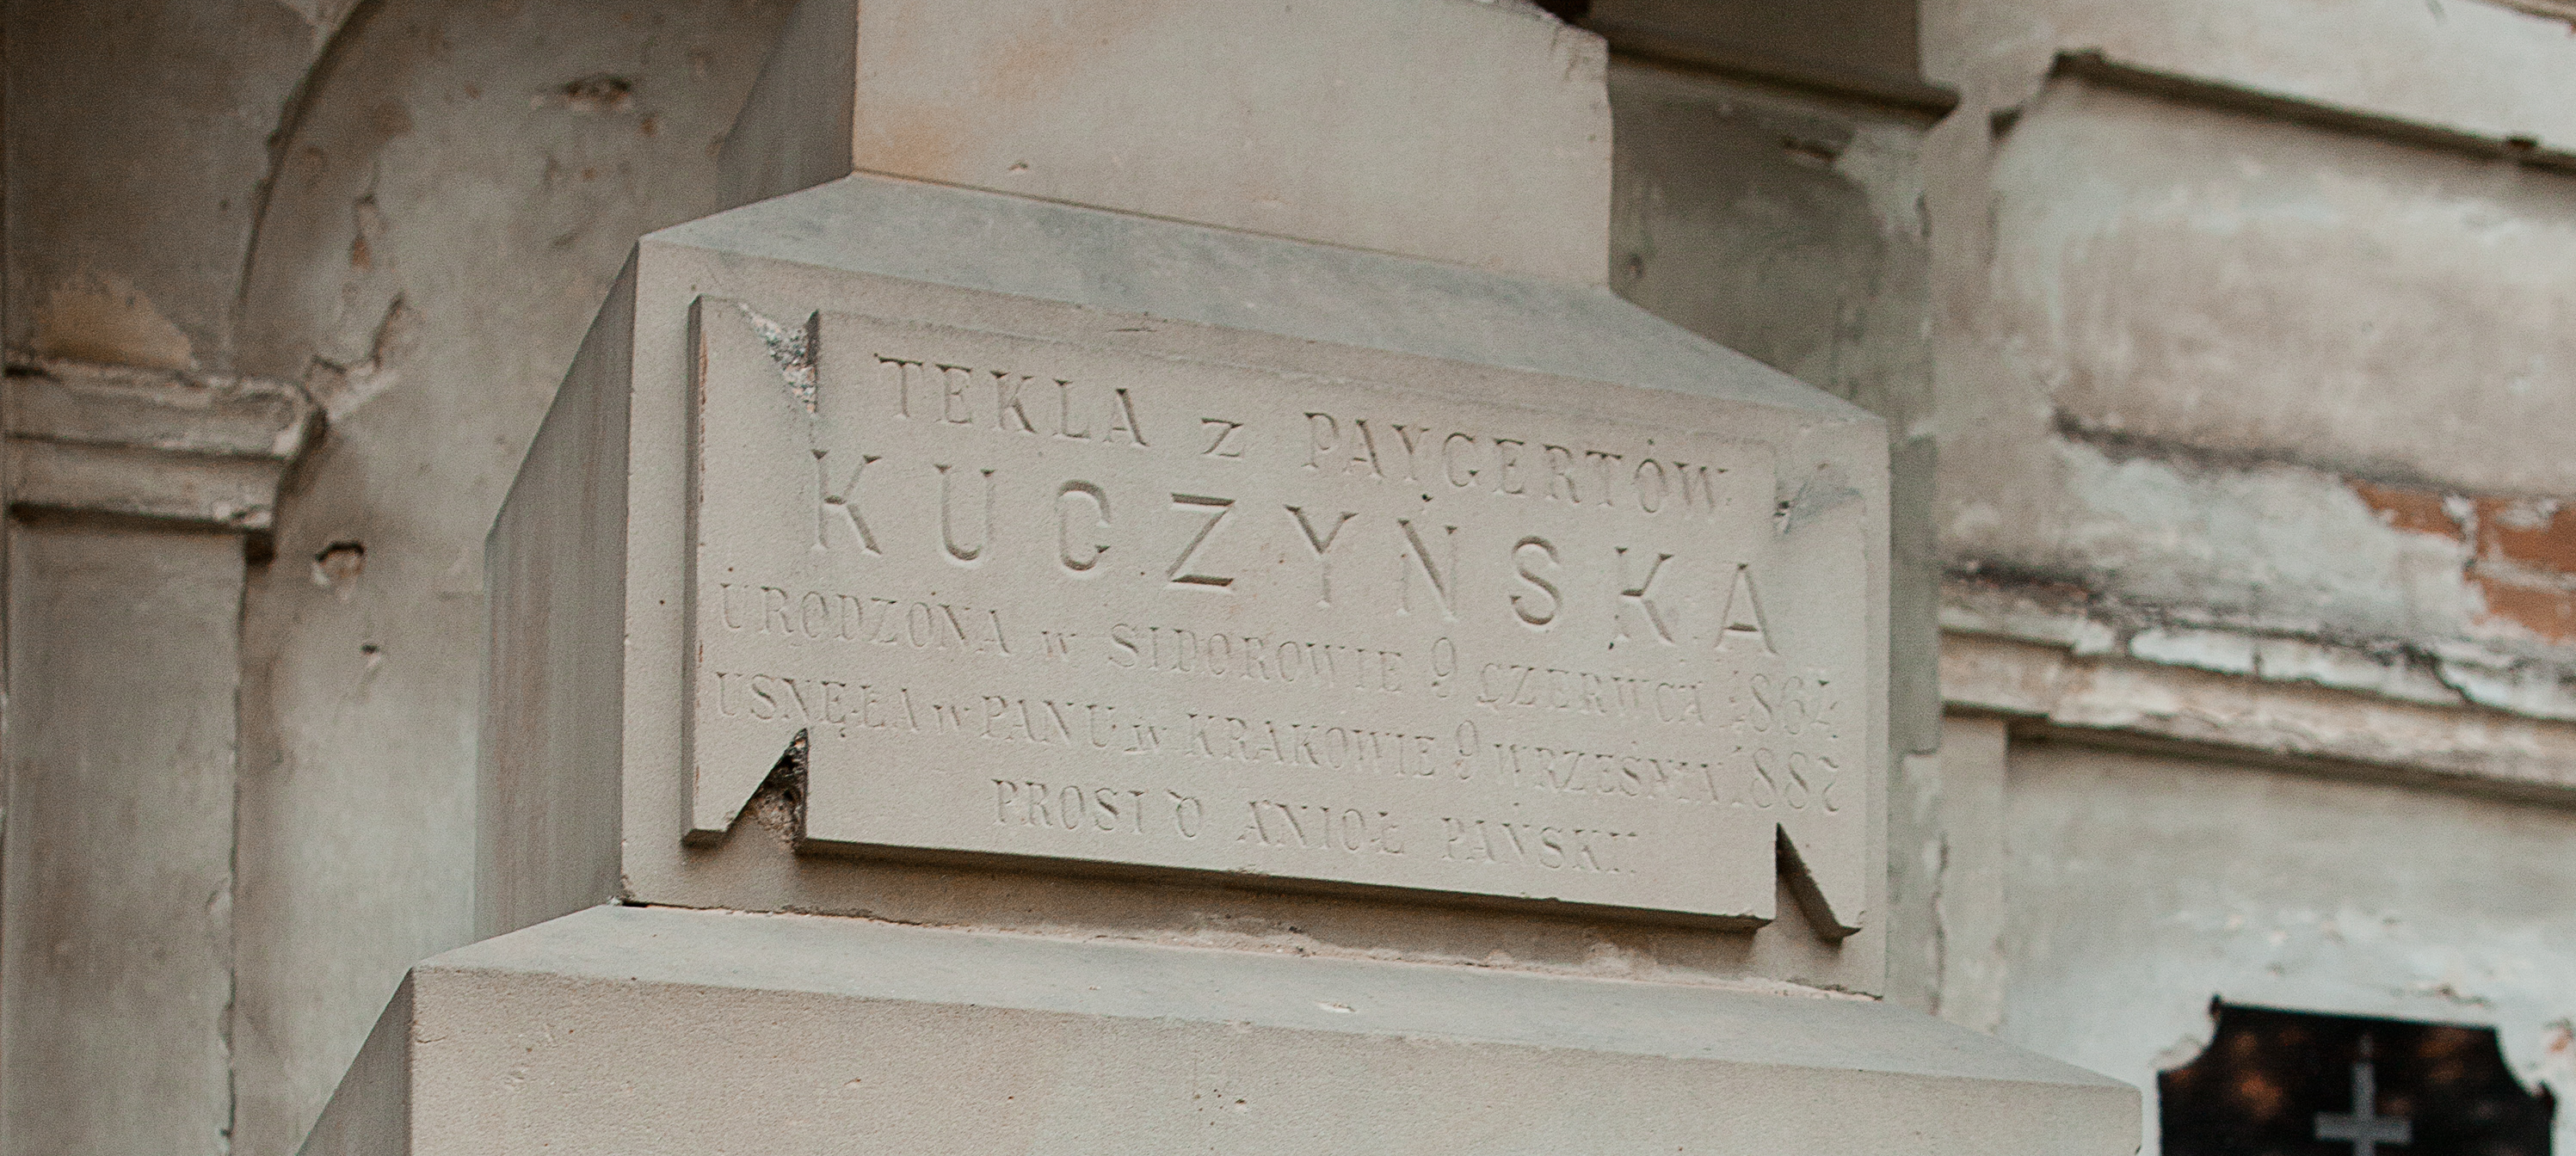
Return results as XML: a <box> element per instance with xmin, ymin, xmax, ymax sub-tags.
<box><xmin>1583</xmin><ymin>0</ymin><xmax>1956</xmax><ymax>116</ymax></box>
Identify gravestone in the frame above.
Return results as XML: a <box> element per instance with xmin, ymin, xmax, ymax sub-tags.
<box><xmin>2161</xmin><ymin>1002</ymin><xmax>2554</xmax><ymax>1155</ymax></box>
<box><xmin>298</xmin><ymin>1</ymin><xmax>2140</xmax><ymax>1151</ymax></box>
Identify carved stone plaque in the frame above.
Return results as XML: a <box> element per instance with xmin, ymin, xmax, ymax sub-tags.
<box><xmin>686</xmin><ymin>298</ymin><xmax>1870</xmax><ymax>928</ymax></box>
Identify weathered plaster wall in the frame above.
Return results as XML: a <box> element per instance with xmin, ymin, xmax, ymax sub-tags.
<box><xmin>1950</xmin><ymin>81</ymin><xmax>2576</xmax><ymax>684</ymax></box>
<box><xmin>1926</xmin><ymin>0</ymin><xmax>2576</xmax><ymax>146</ymax></box>
<box><xmin>1606</xmin><ymin>58</ymin><xmax>1948</xmax><ymax>1008</ymax></box>
<box><xmin>2000</xmin><ymin>738</ymin><xmax>2576</xmax><ymax>1152</ymax></box>
<box><xmin>9</xmin><ymin>1</ymin><xmax>790</xmax><ymax>1151</ymax></box>
<box><xmin>1994</xmin><ymin>90</ymin><xmax>2576</xmax><ymax>503</ymax></box>
<box><xmin>1918</xmin><ymin>0</ymin><xmax>2576</xmax><ymax>1135</ymax></box>
<box><xmin>1920</xmin><ymin>0</ymin><xmax>2576</xmax><ymax>802</ymax></box>
<box><xmin>1611</xmin><ymin>64</ymin><xmax>1932</xmax><ymax>431</ymax></box>
<box><xmin>225</xmin><ymin>3</ymin><xmax>787</xmax><ymax>1151</ymax></box>
<box><xmin>3</xmin><ymin>0</ymin><xmax>356</xmax><ymax>370</ymax></box>
<box><xmin>1920</xmin><ymin>0</ymin><xmax>2576</xmax><ymax>710</ymax></box>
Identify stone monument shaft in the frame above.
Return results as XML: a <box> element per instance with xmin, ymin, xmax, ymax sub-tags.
<box><xmin>297</xmin><ymin>3</ymin><xmax>2139</xmax><ymax>1151</ymax></box>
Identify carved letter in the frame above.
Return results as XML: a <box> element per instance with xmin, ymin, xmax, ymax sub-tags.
<box><xmin>936</xmin><ymin>464</ymin><xmax>995</xmax><ymax>563</ymax></box>
<box><xmin>1304</xmin><ymin>412</ymin><xmax>1337</xmax><ymax>470</ymax></box>
<box><xmin>814</xmin><ymin>448</ymin><xmax>882</xmax><ymax>554</ymax></box>
<box><xmin>1511</xmin><ymin>536</ymin><xmax>1562</xmax><ymax>626</ymax></box>
<box><xmin>1199</xmin><ymin>418</ymin><xmax>1246</xmax><ymax>458</ymax></box>
<box><xmin>1443</xmin><ymin>432</ymin><xmax>1481</xmax><ymax>489</ymax></box>
<box><xmin>1104</xmin><ymin>388</ymin><xmax>1149</xmax><ymax>446</ymax></box>
<box><xmin>993</xmin><ymin>371</ymin><xmax>1038</xmax><ymax>433</ymax></box>
<box><xmin>878</xmin><ymin>355</ymin><xmax>927</xmax><ymax>418</ymax></box>
<box><xmin>1056</xmin><ymin>380</ymin><xmax>1093</xmax><ymax>440</ymax></box>
<box><xmin>1612</xmin><ymin>547</ymin><xmax>1677</xmax><ymax>648</ymax></box>
<box><xmin>1674</xmin><ymin>461</ymin><xmax>1719</xmax><ymax>513</ymax></box>
<box><xmin>1717</xmin><ymin>564</ymin><xmax>1777</xmax><ymax>654</ymax></box>
<box><xmin>1633</xmin><ymin>458</ymin><xmax>1667</xmax><ymax>513</ymax></box>
<box><xmin>1346</xmin><ymin>419</ymin><xmax>1384</xmax><ymax>479</ymax></box>
<box><xmin>1390</xmin><ymin>423</ymin><xmax>1433</xmax><ymax>483</ymax></box>
<box><xmin>1167</xmin><ymin>495</ymin><xmax>1236</xmax><ymax>588</ymax></box>
<box><xmin>1583</xmin><ymin>449</ymin><xmax>1624</xmax><ymax>507</ymax></box>
<box><xmin>1492</xmin><ymin>439</ymin><xmax>1527</xmax><ymax>495</ymax></box>
<box><xmin>1286</xmin><ymin>506</ymin><xmax>1358</xmax><ymax>606</ymax></box>
<box><xmin>940</xmin><ymin>365</ymin><xmax>975</xmax><ymax>424</ymax></box>
<box><xmin>1396</xmin><ymin>520</ymin><xmax>1458</xmax><ymax>620</ymax></box>
<box><xmin>1542</xmin><ymin>445</ymin><xmax>1581</xmax><ymax>503</ymax></box>
<box><xmin>1057</xmin><ymin>482</ymin><xmax>1111</xmax><ymax>572</ymax></box>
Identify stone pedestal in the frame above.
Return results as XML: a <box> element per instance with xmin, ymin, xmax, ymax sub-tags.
<box><xmin>304</xmin><ymin>906</ymin><xmax>2131</xmax><ymax>1155</ymax></box>
<box><xmin>301</xmin><ymin>1</ymin><xmax>2138</xmax><ymax>1150</ymax></box>
<box><xmin>480</xmin><ymin>169</ymin><xmax>1890</xmax><ymax>945</ymax></box>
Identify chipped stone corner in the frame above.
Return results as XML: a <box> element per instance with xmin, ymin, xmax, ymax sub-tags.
<box><xmin>733</xmin><ymin>302</ymin><xmax>819</xmax><ymax>413</ymax></box>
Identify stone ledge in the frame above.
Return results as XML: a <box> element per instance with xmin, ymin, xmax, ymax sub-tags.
<box><xmin>1943</xmin><ymin>576</ymin><xmax>2576</xmax><ymax>724</ymax></box>
<box><xmin>303</xmin><ymin>904</ymin><xmax>2137</xmax><ymax>1155</ymax></box>
<box><xmin>1944</xmin><ymin>631</ymin><xmax>2576</xmax><ymax>803</ymax></box>
<box><xmin>4</xmin><ymin>359</ymin><xmax>316</xmax><ymax>531</ymax></box>
<box><xmin>2029</xmin><ymin>52</ymin><xmax>2576</xmax><ymax>175</ymax></box>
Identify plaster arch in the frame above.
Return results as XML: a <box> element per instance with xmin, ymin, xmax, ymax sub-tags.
<box><xmin>225</xmin><ymin>3</ymin><xmax>789</xmax><ymax>1150</ymax></box>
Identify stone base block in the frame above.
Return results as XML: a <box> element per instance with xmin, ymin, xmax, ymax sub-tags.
<box><xmin>302</xmin><ymin>905</ymin><xmax>2135</xmax><ymax>1154</ymax></box>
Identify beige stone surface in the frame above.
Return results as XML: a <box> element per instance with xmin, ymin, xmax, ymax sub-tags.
<box><xmin>7</xmin><ymin>440</ymin><xmax>290</xmax><ymax>529</ymax></box>
<box><xmin>721</xmin><ymin>0</ymin><xmax>1612</xmax><ymax>284</ymax></box>
<box><xmin>0</xmin><ymin>1</ymin><xmax>2149</xmax><ymax>1151</ymax></box>
<box><xmin>475</xmin><ymin>271</ymin><xmax>637</xmax><ymax>944</ymax></box>
<box><xmin>1940</xmin><ymin>97</ymin><xmax>2556</xmax><ymax>631</ymax></box>
<box><xmin>1901</xmin><ymin>0</ymin><xmax>2576</xmax><ymax>1098</ymax></box>
<box><xmin>5</xmin><ymin>359</ymin><xmax>311</xmax><ymax>458</ymax></box>
<box><xmin>302</xmin><ymin>904</ymin><xmax>2140</xmax><ymax>1156</ymax></box>
<box><xmin>4</xmin><ymin>526</ymin><xmax>243</xmax><ymax>1156</ymax></box>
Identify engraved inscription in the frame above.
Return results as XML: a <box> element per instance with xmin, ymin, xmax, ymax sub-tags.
<box><xmin>687</xmin><ymin>299</ymin><xmax>1873</xmax><ymax>929</ymax></box>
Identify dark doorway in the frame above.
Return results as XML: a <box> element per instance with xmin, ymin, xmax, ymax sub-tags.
<box><xmin>2161</xmin><ymin>1002</ymin><xmax>2552</xmax><ymax>1155</ymax></box>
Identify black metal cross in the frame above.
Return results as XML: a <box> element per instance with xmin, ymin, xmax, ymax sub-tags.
<box><xmin>2315</xmin><ymin>1050</ymin><xmax>2412</xmax><ymax>1156</ymax></box>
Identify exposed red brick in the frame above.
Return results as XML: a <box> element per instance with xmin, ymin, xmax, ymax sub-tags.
<box><xmin>2470</xmin><ymin>572</ymin><xmax>2576</xmax><ymax>644</ymax></box>
<box><xmin>2474</xmin><ymin>497</ymin><xmax>2576</xmax><ymax>576</ymax></box>
<box><xmin>2349</xmin><ymin>480</ymin><xmax>2462</xmax><ymax>541</ymax></box>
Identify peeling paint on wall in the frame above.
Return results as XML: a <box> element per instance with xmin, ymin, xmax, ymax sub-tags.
<box><xmin>2354</xmin><ymin>480</ymin><xmax>2576</xmax><ymax>645</ymax></box>
<box><xmin>34</xmin><ymin>274</ymin><xmax>197</xmax><ymax>371</ymax></box>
